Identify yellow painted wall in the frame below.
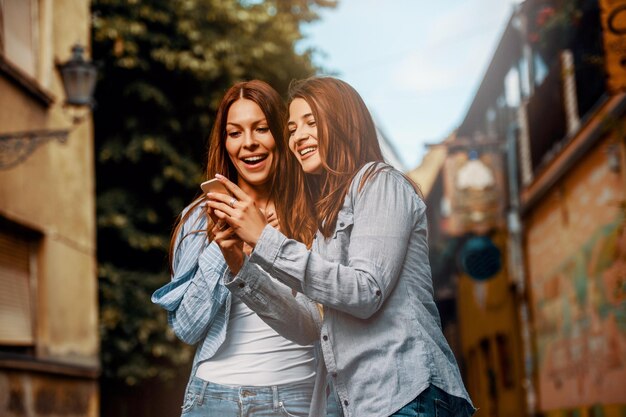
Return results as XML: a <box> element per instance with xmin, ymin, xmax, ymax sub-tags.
<box><xmin>0</xmin><ymin>0</ymin><xmax>97</xmax><ymax>367</ymax></box>
<box><xmin>458</xmin><ymin>232</ymin><xmax>527</xmax><ymax>417</ymax></box>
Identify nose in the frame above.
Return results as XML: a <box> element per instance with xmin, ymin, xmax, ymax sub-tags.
<box><xmin>242</xmin><ymin>130</ymin><xmax>257</xmax><ymax>148</ymax></box>
<box><xmin>292</xmin><ymin>128</ymin><xmax>308</xmax><ymax>145</ymax></box>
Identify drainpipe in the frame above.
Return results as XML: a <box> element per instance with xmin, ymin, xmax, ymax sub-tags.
<box><xmin>506</xmin><ymin>124</ymin><xmax>537</xmax><ymax>417</ymax></box>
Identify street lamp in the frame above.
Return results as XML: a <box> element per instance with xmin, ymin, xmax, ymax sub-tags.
<box><xmin>0</xmin><ymin>44</ymin><xmax>97</xmax><ymax>169</ymax></box>
<box><xmin>58</xmin><ymin>44</ymin><xmax>97</xmax><ymax>108</ymax></box>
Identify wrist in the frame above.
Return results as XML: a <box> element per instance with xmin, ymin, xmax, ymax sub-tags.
<box><xmin>224</xmin><ymin>253</ymin><xmax>250</xmax><ymax>283</ymax></box>
<box><xmin>248</xmin><ymin>224</ymin><xmax>266</xmax><ymax>248</ymax></box>
<box><xmin>228</xmin><ymin>255</ymin><xmax>244</xmax><ymax>275</ymax></box>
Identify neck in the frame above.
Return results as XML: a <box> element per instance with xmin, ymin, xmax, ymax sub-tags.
<box><xmin>237</xmin><ymin>180</ymin><xmax>272</xmax><ymax>209</ymax></box>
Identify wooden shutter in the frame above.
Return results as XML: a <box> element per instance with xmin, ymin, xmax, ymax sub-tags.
<box><xmin>0</xmin><ymin>229</ymin><xmax>34</xmax><ymax>345</ymax></box>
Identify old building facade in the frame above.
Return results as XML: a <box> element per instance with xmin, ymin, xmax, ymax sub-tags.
<box><xmin>0</xmin><ymin>0</ymin><xmax>99</xmax><ymax>415</ymax></box>
<box><xmin>414</xmin><ymin>0</ymin><xmax>626</xmax><ymax>416</ymax></box>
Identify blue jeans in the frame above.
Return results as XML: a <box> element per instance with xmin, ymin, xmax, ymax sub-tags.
<box><xmin>389</xmin><ymin>385</ymin><xmax>475</xmax><ymax>417</ymax></box>
<box><xmin>181</xmin><ymin>376</ymin><xmax>314</xmax><ymax>417</ymax></box>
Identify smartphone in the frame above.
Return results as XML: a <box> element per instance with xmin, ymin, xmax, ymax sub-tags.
<box><xmin>201</xmin><ymin>179</ymin><xmax>232</xmax><ymax>225</ymax></box>
<box><xmin>201</xmin><ymin>178</ymin><xmax>231</xmax><ymax>196</ymax></box>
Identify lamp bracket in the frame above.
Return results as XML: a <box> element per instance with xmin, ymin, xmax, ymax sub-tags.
<box><xmin>0</xmin><ymin>129</ymin><xmax>69</xmax><ymax>169</ymax></box>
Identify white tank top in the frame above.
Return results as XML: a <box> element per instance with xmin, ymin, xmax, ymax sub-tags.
<box><xmin>195</xmin><ymin>294</ymin><xmax>316</xmax><ymax>386</ymax></box>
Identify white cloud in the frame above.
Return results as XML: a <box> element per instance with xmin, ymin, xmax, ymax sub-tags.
<box><xmin>394</xmin><ymin>53</ymin><xmax>466</xmax><ymax>93</ymax></box>
<box><xmin>393</xmin><ymin>0</ymin><xmax>519</xmax><ymax>94</ymax></box>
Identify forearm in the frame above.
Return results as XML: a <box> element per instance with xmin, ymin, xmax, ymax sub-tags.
<box><xmin>249</xmin><ymin>226</ymin><xmax>387</xmax><ymax>319</ymax></box>
<box><xmin>226</xmin><ymin>259</ymin><xmax>322</xmax><ymax>345</ymax></box>
<box><xmin>248</xmin><ymin>171</ymin><xmax>419</xmax><ymax>319</ymax></box>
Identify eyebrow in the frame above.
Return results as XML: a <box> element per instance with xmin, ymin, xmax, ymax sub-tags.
<box><xmin>226</xmin><ymin>118</ymin><xmax>268</xmax><ymax>128</ymax></box>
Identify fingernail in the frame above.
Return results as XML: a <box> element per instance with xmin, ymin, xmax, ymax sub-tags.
<box><xmin>215</xmin><ymin>173</ymin><xmax>225</xmax><ymax>179</ymax></box>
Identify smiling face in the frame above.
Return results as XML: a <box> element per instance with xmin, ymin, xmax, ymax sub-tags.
<box><xmin>288</xmin><ymin>98</ymin><xmax>323</xmax><ymax>175</ymax></box>
<box><xmin>225</xmin><ymin>98</ymin><xmax>277</xmax><ymax>188</ymax></box>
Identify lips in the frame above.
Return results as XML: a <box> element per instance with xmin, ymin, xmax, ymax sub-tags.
<box><xmin>241</xmin><ymin>154</ymin><xmax>269</xmax><ymax>166</ymax></box>
<box><xmin>299</xmin><ymin>146</ymin><xmax>317</xmax><ymax>156</ymax></box>
<box><xmin>297</xmin><ymin>145</ymin><xmax>318</xmax><ymax>161</ymax></box>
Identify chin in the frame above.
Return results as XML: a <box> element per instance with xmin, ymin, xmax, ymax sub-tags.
<box><xmin>300</xmin><ymin>161</ymin><xmax>322</xmax><ymax>174</ymax></box>
<box><xmin>243</xmin><ymin>174</ymin><xmax>271</xmax><ymax>186</ymax></box>
<box><xmin>303</xmin><ymin>162</ymin><xmax>322</xmax><ymax>175</ymax></box>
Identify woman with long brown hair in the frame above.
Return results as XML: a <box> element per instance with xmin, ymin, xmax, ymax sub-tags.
<box><xmin>151</xmin><ymin>80</ymin><xmax>322</xmax><ymax>417</ymax></box>
<box><xmin>207</xmin><ymin>77</ymin><xmax>475</xmax><ymax>417</ymax></box>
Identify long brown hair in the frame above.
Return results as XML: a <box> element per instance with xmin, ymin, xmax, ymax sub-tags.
<box><xmin>288</xmin><ymin>77</ymin><xmax>419</xmax><ymax>238</ymax></box>
<box><xmin>169</xmin><ymin>80</ymin><xmax>316</xmax><ymax>270</ymax></box>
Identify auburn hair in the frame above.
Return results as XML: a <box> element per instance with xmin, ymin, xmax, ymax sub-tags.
<box><xmin>169</xmin><ymin>80</ymin><xmax>316</xmax><ymax>271</ymax></box>
<box><xmin>288</xmin><ymin>77</ymin><xmax>419</xmax><ymax>238</ymax></box>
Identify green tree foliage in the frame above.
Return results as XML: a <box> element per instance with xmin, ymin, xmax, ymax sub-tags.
<box><xmin>92</xmin><ymin>0</ymin><xmax>336</xmax><ymax>386</ymax></box>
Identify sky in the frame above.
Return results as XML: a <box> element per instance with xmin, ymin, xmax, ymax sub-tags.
<box><xmin>298</xmin><ymin>0</ymin><xmax>523</xmax><ymax>170</ymax></box>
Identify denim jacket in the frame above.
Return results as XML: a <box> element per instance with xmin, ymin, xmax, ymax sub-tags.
<box><xmin>228</xmin><ymin>162</ymin><xmax>473</xmax><ymax>417</ymax></box>
<box><xmin>151</xmin><ymin>205</ymin><xmax>322</xmax><ymax>385</ymax></box>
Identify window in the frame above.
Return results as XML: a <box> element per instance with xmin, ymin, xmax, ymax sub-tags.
<box><xmin>485</xmin><ymin>107</ymin><xmax>497</xmax><ymax>138</ymax></box>
<box><xmin>504</xmin><ymin>67</ymin><xmax>521</xmax><ymax>108</ymax></box>
<box><xmin>533</xmin><ymin>53</ymin><xmax>549</xmax><ymax>87</ymax></box>
<box><xmin>526</xmin><ymin>56</ymin><xmax>567</xmax><ymax>171</ymax></box>
<box><xmin>0</xmin><ymin>0</ymin><xmax>39</xmax><ymax>78</ymax></box>
<box><xmin>0</xmin><ymin>223</ymin><xmax>39</xmax><ymax>347</ymax></box>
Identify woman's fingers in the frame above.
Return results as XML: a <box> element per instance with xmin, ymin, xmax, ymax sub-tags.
<box><xmin>212</xmin><ymin>220</ymin><xmax>234</xmax><ymax>238</ymax></box>
<box><xmin>266</xmin><ymin>211</ymin><xmax>280</xmax><ymax>229</ymax></box>
<box><xmin>214</xmin><ymin>220</ymin><xmax>230</xmax><ymax>232</ymax></box>
<box><xmin>206</xmin><ymin>191</ymin><xmax>235</xmax><ymax>206</ymax></box>
<box><xmin>215</xmin><ymin>174</ymin><xmax>249</xmax><ymax>202</ymax></box>
<box><xmin>206</xmin><ymin>181</ymin><xmax>268</xmax><ymax>247</ymax></box>
<box><xmin>217</xmin><ymin>236</ymin><xmax>241</xmax><ymax>249</ymax></box>
<box><xmin>206</xmin><ymin>188</ymin><xmax>247</xmax><ymax>219</ymax></box>
<box><xmin>206</xmin><ymin>200</ymin><xmax>235</xmax><ymax>219</ymax></box>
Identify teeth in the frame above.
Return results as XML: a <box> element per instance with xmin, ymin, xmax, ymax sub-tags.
<box><xmin>300</xmin><ymin>147</ymin><xmax>316</xmax><ymax>156</ymax></box>
<box><xmin>243</xmin><ymin>155</ymin><xmax>265</xmax><ymax>163</ymax></box>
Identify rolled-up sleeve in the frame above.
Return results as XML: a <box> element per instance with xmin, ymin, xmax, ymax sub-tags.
<box><xmin>249</xmin><ymin>170</ymin><xmax>421</xmax><ymax>319</ymax></box>
<box><xmin>151</xmin><ymin>207</ymin><xmax>229</xmax><ymax>344</ymax></box>
<box><xmin>225</xmin><ymin>259</ymin><xmax>322</xmax><ymax>345</ymax></box>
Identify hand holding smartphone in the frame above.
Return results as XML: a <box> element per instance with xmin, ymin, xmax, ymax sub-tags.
<box><xmin>201</xmin><ymin>178</ymin><xmax>231</xmax><ymax>196</ymax></box>
<box><xmin>201</xmin><ymin>178</ymin><xmax>232</xmax><ymax>224</ymax></box>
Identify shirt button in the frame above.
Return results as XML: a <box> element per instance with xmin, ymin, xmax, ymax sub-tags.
<box><xmin>238</xmin><ymin>283</ymin><xmax>245</xmax><ymax>288</ymax></box>
<box><xmin>343</xmin><ymin>400</ymin><xmax>349</xmax><ymax>406</ymax></box>
<box><xmin>339</xmin><ymin>222</ymin><xmax>345</xmax><ymax>227</ymax></box>
<box><xmin>376</xmin><ymin>290</ymin><xmax>381</xmax><ymax>296</ymax></box>
<box><xmin>332</xmin><ymin>372</ymin><xmax>337</xmax><ymax>378</ymax></box>
<box><xmin>322</xmin><ymin>335</ymin><xmax>328</xmax><ymax>341</ymax></box>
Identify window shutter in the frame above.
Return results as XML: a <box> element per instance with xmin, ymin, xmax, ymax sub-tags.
<box><xmin>1</xmin><ymin>0</ymin><xmax>37</xmax><ymax>77</ymax></box>
<box><xmin>0</xmin><ymin>230</ymin><xmax>34</xmax><ymax>345</ymax></box>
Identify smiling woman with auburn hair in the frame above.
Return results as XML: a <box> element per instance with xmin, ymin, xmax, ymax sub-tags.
<box><xmin>152</xmin><ymin>80</ymin><xmax>326</xmax><ymax>417</ymax></box>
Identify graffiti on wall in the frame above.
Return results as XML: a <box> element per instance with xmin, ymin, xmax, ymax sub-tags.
<box><xmin>534</xmin><ymin>217</ymin><xmax>626</xmax><ymax>409</ymax></box>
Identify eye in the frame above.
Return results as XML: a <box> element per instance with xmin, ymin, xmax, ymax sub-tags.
<box><xmin>227</xmin><ymin>130</ymin><xmax>241</xmax><ymax>138</ymax></box>
<box><xmin>288</xmin><ymin>129</ymin><xmax>296</xmax><ymax>136</ymax></box>
<box><xmin>307</xmin><ymin>120</ymin><xmax>316</xmax><ymax>127</ymax></box>
<box><xmin>256</xmin><ymin>126</ymin><xmax>270</xmax><ymax>133</ymax></box>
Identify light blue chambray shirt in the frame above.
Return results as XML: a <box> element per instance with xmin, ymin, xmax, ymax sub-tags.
<box><xmin>229</xmin><ymin>162</ymin><xmax>474</xmax><ymax>417</ymax></box>
<box><xmin>151</xmin><ymin>206</ymin><xmax>232</xmax><ymax>375</ymax></box>
<box><xmin>151</xmin><ymin>205</ymin><xmax>323</xmax><ymax>389</ymax></box>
